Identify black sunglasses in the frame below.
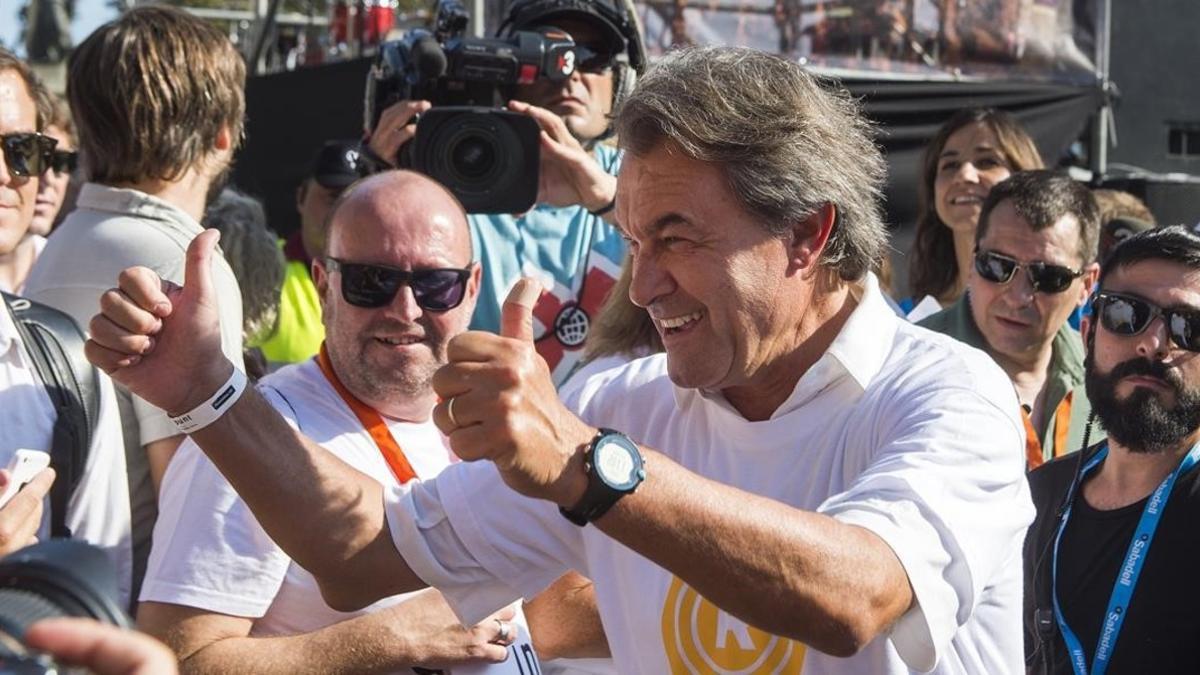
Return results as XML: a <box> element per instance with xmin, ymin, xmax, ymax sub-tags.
<box><xmin>573</xmin><ymin>44</ymin><xmax>617</xmax><ymax>73</ymax></box>
<box><xmin>48</xmin><ymin>149</ymin><xmax>77</xmax><ymax>175</ymax></box>
<box><xmin>325</xmin><ymin>258</ymin><xmax>471</xmax><ymax>311</ymax></box>
<box><xmin>1093</xmin><ymin>291</ymin><xmax>1200</xmax><ymax>352</ymax></box>
<box><xmin>1</xmin><ymin>132</ymin><xmax>57</xmax><ymax>178</ymax></box>
<box><xmin>973</xmin><ymin>250</ymin><xmax>1084</xmax><ymax>294</ymax></box>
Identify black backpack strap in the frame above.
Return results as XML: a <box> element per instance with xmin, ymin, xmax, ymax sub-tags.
<box><xmin>2</xmin><ymin>292</ymin><xmax>100</xmax><ymax>538</ymax></box>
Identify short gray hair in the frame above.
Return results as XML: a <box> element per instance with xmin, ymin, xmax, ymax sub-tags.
<box><xmin>616</xmin><ymin>46</ymin><xmax>888</xmax><ymax>281</ymax></box>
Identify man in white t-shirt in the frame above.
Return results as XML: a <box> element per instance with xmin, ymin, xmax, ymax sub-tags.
<box><xmin>135</xmin><ymin>170</ymin><xmax>607</xmax><ymax>672</ymax></box>
<box><xmin>0</xmin><ymin>47</ymin><xmax>132</xmax><ymax>604</ymax></box>
<box><xmin>87</xmin><ymin>47</ymin><xmax>1034</xmax><ymax>673</ymax></box>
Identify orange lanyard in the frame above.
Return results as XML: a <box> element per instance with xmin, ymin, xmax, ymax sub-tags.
<box><xmin>1022</xmin><ymin>389</ymin><xmax>1073</xmax><ymax>470</ymax></box>
<box><xmin>316</xmin><ymin>344</ymin><xmax>418</xmax><ymax>485</ymax></box>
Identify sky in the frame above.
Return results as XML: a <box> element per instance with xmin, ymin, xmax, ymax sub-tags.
<box><xmin>1</xmin><ymin>0</ymin><xmax>117</xmax><ymax>56</ymax></box>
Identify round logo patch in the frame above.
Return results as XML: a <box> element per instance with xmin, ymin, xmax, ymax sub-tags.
<box><xmin>553</xmin><ymin>303</ymin><xmax>590</xmax><ymax>348</ymax></box>
<box><xmin>661</xmin><ymin>576</ymin><xmax>806</xmax><ymax>674</ymax></box>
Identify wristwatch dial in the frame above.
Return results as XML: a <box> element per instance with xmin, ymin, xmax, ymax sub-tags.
<box><xmin>594</xmin><ymin>436</ymin><xmax>640</xmax><ymax>490</ymax></box>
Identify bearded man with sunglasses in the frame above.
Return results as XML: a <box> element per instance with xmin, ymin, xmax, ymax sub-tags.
<box><xmin>135</xmin><ymin>170</ymin><xmax>606</xmax><ymax>673</ymax></box>
<box><xmin>921</xmin><ymin>170</ymin><xmax>1101</xmax><ymax>469</ymax></box>
<box><xmin>1023</xmin><ymin>225</ymin><xmax>1200</xmax><ymax>674</ymax></box>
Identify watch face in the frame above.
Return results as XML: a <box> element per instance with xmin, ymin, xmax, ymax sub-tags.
<box><xmin>594</xmin><ymin>437</ymin><xmax>640</xmax><ymax>489</ymax></box>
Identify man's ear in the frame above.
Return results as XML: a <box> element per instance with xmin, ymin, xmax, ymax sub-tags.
<box><xmin>214</xmin><ymin>125</ymin><xmax>233</xmax><ymax>152</ymax></box>
<box><xmin>313</xmin><ymin>257</ymin><xmax>331</xmax><ymax>311</ymax></box>
<box><xmin>1078</xmin><ymin>262</ymin><xmax>1101</xmax><ymax>308</ymax></box>
<box><xmin>296</xmin><ymin>181</ymin><xmax>308</xmax><ymax>212</ymax></box>
<box><xmin>788</xmin><ymin>202</ymin><xmax>837</xmax><ymax>274</ymax></box>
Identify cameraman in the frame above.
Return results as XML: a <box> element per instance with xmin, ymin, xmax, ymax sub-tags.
<box><xmin>365</xmin><ymin>0</ymin><xmax>644</xmax><ymax>384</ymax></box>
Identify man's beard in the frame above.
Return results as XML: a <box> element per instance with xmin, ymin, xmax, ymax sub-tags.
<box><xmin>1086</xmin><ymin>353</ymin><xmax>1200</xmax><ymax>454</ymax></box>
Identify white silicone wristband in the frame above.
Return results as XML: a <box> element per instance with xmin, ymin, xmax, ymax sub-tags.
<box><xmin>168</xmin><ymin>368</ymin><xmax>248</xmax><ymax>434</ymax></box>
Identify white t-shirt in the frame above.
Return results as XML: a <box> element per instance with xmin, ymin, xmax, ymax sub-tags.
<box><xmin>0</xmin><ymin>300</ymin><xmax>132</xmax><ymax>605</ymax></box>
<box><xmin>142</xmin><ymin>359</ymin><xmax>456</xmax><ymax>636</ymax></box>
<box><xmin>387</xmin><ymin>274</ymin><xmax>1035</xmax><ymax>674</ymax></box>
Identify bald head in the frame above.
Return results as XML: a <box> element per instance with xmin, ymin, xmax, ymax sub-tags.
<box><xmin>326</xmin><ymin>170</ymin><xmax>472</xmax><ymax>262</ymax></box>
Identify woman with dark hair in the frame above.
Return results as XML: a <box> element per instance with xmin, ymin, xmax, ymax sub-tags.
<box><xmin>906</xmin><ymin>108</ymin><xmax>1043</xmax><ymax>311</ymax></box>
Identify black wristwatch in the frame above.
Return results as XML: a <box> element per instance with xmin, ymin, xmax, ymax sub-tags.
<box><xmin>559</xmin><ymin>428</ymin><xmax>646</xmax><ymax>526</ymax></box>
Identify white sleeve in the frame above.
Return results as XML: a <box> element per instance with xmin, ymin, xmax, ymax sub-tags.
<box><xmin>138</xmin><ymin>386</ymin><xmax>293</xmax><ymax>617</ymax></box>
<box><xmin>818</xmin><ymin>383</ymin><xmax>1034</xmax><ymax>672</ymax></box>
<box><xmin>386</xmin><ymin>460</ymin><xmax>587</xmax><ymax>625</ymax></box>
<box><xmin>65</xmin><ymin>374</ymin><xmax>133</xmax><ymax>608</ymax></box>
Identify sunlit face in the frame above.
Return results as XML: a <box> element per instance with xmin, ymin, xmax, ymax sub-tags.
<box><xmin>0</xmin><ymin>69</ymin><xmax>38</xmax><ymax>254</ymax></box>
<box><xmin>314</xmin><ymin>177</ymin><xmax>480</xmax><ymax>408</ymax></box>
<box><xmin>968</xmin><ymin>199</ymin><xmax>1096</xmax><ymax>368</ymax></box>
<box><xmin>296</xmin><ymin>178</ymin><xmax>342</xmax><ymax>260</ymax></box>
<box><xmin>28</xmin><ymin>123</ymin><xmax>73</xmax><ymax>237</ymax></box>
<box><xmin>618</xmin><ymin>144</ymin><xmax>801</xmax><ymax>393</ymax></box>
<box><xmin>514</xmin><ymin>18</ymin><xmax>615</xmax><ymax>142</ymax></box>
<box><xmin>934</xmin><ymin>123</ymin><xmax>1013</xmax><ymax>235</ymax></box>
<box><xmin>1086</xmin><ymin>261</ymin><xmax>1200</xmax><ymax>452</ymax></box>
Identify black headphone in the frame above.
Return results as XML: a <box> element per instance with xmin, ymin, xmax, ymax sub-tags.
<box><xmin>1028</xmin><ymin>292</ymin><xmax>1103</xmax><ymax>673</ymax></box>
<box><xmin>1027</xmin><ymin>410</ymin><xmax>1098</xmax><ymax>674</ymax></box>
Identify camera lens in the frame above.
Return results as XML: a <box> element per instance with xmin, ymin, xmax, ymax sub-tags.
<box><xmin>449</xmin><ymin>135</ymin><xmax>497</xmax><ymax>181</ymax></box>
<box><xmin>412</xmin><ymin>106</ymin><xmax>541</xmax><ymax>213</ymax></box>
<box><xmin>0</xmin><ymin>541</ymin><xmax>130</xmax><ymax>673</ymax></box>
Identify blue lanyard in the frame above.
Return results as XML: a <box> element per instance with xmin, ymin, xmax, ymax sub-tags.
<box><xmin>1051</xmin><ymin>441</ymin><xmax>1200</xmax><ymax>675</ymax></box>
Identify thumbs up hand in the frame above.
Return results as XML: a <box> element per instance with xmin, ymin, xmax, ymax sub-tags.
<box><xmin>85</xmin><ymin>229</ymin><xmax>235</xmax><ymax>416</ymax></box>
<box><xmin>432</xmin><ymin>278</ymin><xmax>593</xmax><ymax>508</ymax></box>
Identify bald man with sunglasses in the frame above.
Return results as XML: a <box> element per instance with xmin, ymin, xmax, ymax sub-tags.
<box><xmin>920</xmin><ymin>170</ymin><xmax>1103</xmax><ymax>469</ymax></box>
<box><xmin>135</xmin><ymin>170</ymin><xmax>606</xmax><ymax>673</ymax></box>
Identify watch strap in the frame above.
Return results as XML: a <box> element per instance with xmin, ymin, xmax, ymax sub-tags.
<box><xmin>560</xmin><ymin>428</ymin><xmax>641</xmax><ymax>527</ymax></box>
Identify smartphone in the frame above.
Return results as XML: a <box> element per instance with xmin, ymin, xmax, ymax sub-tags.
<box><xmin>0</xmin><ymin>449</ymin><xmax>52</xmax><ymax>509</ymax></box>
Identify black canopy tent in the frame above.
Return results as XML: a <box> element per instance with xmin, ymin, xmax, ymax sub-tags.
<box><xmin>232</xmin><ymin>0</ymin><xmax>1107</xmax><ymax>295</ymax></box>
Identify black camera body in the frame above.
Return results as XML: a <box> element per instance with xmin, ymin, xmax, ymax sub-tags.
<box><xmin>366</xmin><ymin>0</ymin><xmax>578</xmax><ymax>213</ymax></box>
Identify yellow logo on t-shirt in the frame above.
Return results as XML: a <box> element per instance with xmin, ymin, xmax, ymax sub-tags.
<box><xmin>661</xmin><ymin>576</ymin><xmax>806</xmax><ymax>674</ymax></box>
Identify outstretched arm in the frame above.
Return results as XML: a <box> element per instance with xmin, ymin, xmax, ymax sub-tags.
<box><xmin>428</xmin><ymin>282</ymin><xmax>922</xmax><ymax>657</ymax></box>
<box><xmin>86</xmin><ymin>231</ymin><xmax>423</xmax><ymax>609</ymax></box>
<box><xmin>139</xmin><ymin>592</ymin><xmax>513</xmax><ymax>675</ymax></box>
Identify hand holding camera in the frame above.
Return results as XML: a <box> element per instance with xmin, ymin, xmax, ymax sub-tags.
<box><xmin>506</xmin><ymin>99</ymin><xmax>617</xmax><ymax>214</ymax></box>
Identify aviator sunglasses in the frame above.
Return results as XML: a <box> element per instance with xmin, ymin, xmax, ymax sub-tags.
<box><xmin>325</xmin><ymin>258</ymin><xmax>472</xmax><ymax>311</ymax></box>
<box><xmin>973</xmin><ymin>249</ymin><xmax>1085</xmax><ymax>294</ymax></box>
<box><xmin>1092</xmin><ymin>291</ymin><xmax>1200</xmax><ymax>352</ymax></box>
<box><xmin>1</xmin><ymin>132</ymin><xmax>57</xmax><ymax>178</ymax></box>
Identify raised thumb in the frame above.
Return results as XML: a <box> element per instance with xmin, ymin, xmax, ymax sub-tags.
<box><xmin>500</xmin><ymin>277</ymin><xmax>541</xmax><ymax>342</ymax></box>
<box><xmin>184</xmin><ymin>229</ymin><xmax>220</xmax><ymax>304</ymax></box>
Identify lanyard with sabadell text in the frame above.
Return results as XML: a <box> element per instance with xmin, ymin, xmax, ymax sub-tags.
<box><xmin>315</xmin><ymin>344</ymin><xmax>418</xmax><ymax>484</ymax></box>
<box><xmin>1051</xmin><ymin>440</ymin><xmax>1200</xmax><ymax>675</ymax></box>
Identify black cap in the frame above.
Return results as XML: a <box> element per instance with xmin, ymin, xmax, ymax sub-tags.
<box><xmin>310</xmin><ymin>140</ymin><xmax>361</xmax><ymax>190</ymax></box>
<box><xmin>1104</xmin><ymin>216</ymin><xmax>1154</xmax><ymax>243</ymax></box>
<box><xmin>507</xmin><ymin>0</ymin><xmax>630</xmax><ymax>57</ymax></box>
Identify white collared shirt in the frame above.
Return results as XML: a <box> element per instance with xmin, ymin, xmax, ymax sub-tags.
<box><xmin>387</xmin><ymin>274</ymin><xmax>1034</xmax><ymax>674</ymax></box>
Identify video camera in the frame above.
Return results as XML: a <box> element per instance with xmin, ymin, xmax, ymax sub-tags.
<box><xmin>366</xmin><ymin>0</ymin><xmax>580</xmax><ymax>213</ymax></box>
<box><xmin>0</xmin><ymin>540</ymin><xmax>129</xmax><ymax>674</ymax></box>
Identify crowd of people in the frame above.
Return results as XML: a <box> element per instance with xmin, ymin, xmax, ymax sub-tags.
<box><xmin>1</xmin><ymin>2</ymin><xmax>1198</xmax><ymax>675</ymax></box>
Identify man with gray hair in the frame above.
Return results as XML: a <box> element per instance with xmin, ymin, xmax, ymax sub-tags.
<box><xmin>88</xmin><ymin>46</ymin><xmax>1034</xmax><ymax>673</ymax></box>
